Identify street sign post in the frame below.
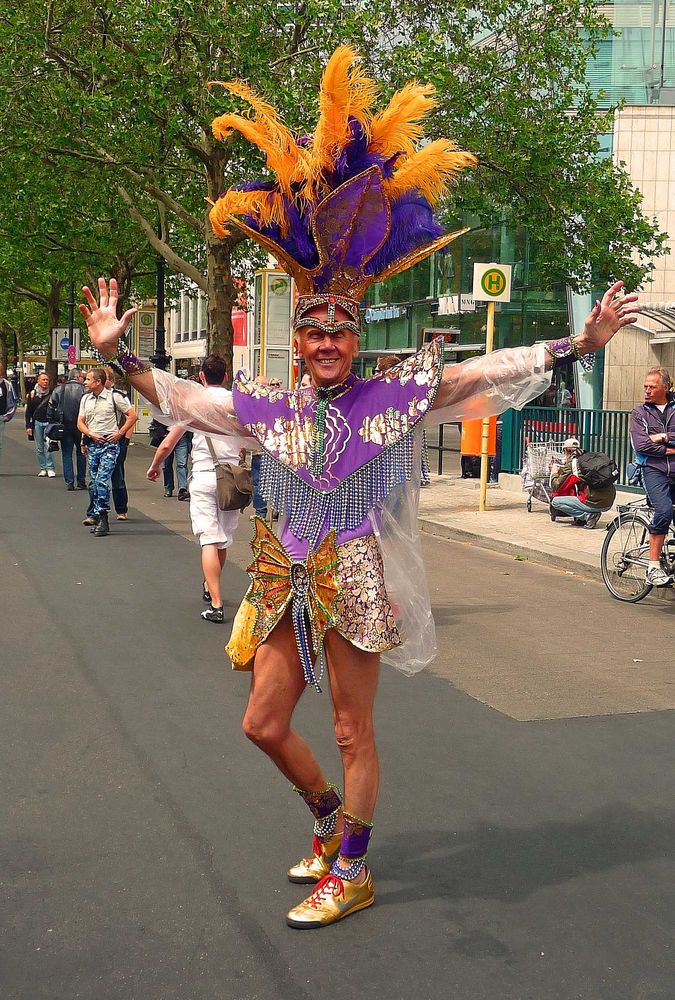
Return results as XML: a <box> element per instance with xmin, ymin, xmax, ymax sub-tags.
<box><xmin>472</xmin><ymin>264</ymin><xmax>512</xmax><ymax>511</ymax></box>
<box><xmin>52</xmin><ymin>328</ymin><xmax>80</xmax><ymax>361</ymax></box>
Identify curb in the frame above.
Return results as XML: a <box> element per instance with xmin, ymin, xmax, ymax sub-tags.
<box><xmin>418</xmin><ymin>517</ymin><xmax>602</xmax><ymax>580</ymax></box>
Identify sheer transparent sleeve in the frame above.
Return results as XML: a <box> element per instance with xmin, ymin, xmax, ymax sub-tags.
<box><xmin>428</xmin><ymin>343</ymin><xmax>551</xmax><ymax>426</ymax></box>
<box><xmin>151</xmin><ymin>368</ymin><xmax>256</xmax><ymax>443</ymax></box>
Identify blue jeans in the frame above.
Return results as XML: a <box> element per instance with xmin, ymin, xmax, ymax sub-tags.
<box><xmin>34</xmin><ymin>420</ymin><xmax>55</xmax><ymax>472</ymax></box>
<box><xmin>111</xmin><ymin>438</ymin><xmax>129</xmax><ymax>513</ymax></box>
<box><xmin>163</xmin><ymin>433</ymin><xmax>190</xmax><ymax>492</ymax></box>
<box><xmin>642</xmin><ymin>465</ymin><xmax>675</xmax><ymax>535</ymax></box>
<box><xmin>61</xmin><ymin>429</ymin><xmax>86</xmax><ymax>486</ymax></box>
<box><xmin>550</xmin><ymin>495</ymin><xmax>600</xmax><ymax>522</ymax></box>
<box><xmin>88</xmin><ymin>440</ymin><xmax>120</xmax><ymax>514</ymax></box>
<box><xmin>251</xmin><ymin>454</ymin><xmax>267</xmax><ymax>517</ymax></box>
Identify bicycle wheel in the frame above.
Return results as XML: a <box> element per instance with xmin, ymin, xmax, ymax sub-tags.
<box><xmin>601</xmin><ymin>512</ymin><xmax>653</xmax><ymax>602</ymax></box>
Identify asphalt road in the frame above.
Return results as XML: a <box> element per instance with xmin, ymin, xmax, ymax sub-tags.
<box><xmin>1</xmin><ymin>424</ymin><xmax>673</xmax><ymax>1000</ymax></box>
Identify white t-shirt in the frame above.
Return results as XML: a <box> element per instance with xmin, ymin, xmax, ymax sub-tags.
<box><xmin>191</xmin><ymin>385</ymin><xmax>248</xmax><ymax>472</ymax></box>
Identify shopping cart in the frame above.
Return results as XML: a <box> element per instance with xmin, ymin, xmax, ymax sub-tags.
<box><xmin>522</xmin><ymin>439</ymin><xmax>565</xmax><ymax>513</ymax></box>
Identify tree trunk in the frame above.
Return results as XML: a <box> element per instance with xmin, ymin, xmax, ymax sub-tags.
<box><xmin>206</xmin><ymin>232</ymin><xmax>235</xmax><ymax>383</ymax></box>
<box><xmin>0</xmin><ymin>332</ymin><xmax>8</xmax><ymax>373</ymax></box>
<box><xmin>204</xmin><ymin>140</ymin><xmax>237</xmax><ymax>382</ymax></box>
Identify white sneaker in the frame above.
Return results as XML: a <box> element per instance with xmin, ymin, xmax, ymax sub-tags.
<box><xmin>37</xmin><ymin>470</ymin><xmax>48</xmax><ymax>477</ymax></box>
<box><xmin>645</xmin><ymin>566</ymin><xmax>673</xmax><ymax>587</ymax></box>
<box><xmin>47</xmin><ymin>470</ymin><xmax>56</xmax><ymax>478</ymax></box>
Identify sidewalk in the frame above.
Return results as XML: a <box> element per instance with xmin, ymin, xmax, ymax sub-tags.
<box><xmin>418</xmin><ymin>473</ymin><xmax>639</xmax><ymax>580</ymax></box>
<box><xmin>6</xmin><ymin>419</ymin><xmax>631</xmax><ymax>581</ymax></box>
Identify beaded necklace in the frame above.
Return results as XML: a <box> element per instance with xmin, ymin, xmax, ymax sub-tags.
<box><xmin>308</xmin><ymin>374</ymin><xmax>356</xmax><ymax>479</ymax></box>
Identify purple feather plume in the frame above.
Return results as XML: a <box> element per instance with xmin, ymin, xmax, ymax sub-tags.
<box><xmin>365</xmin><ymin>194</ymin><xmax>444</xmax><ymax>276</ymax></box>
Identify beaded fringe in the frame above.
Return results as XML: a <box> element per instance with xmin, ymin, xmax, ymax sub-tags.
<box><xmin>258</xmin><ymin>433</ymin><xmax>415</xmax><ymax>547</ymax></box>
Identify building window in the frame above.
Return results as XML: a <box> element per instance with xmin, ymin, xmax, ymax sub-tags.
<box><xmin>586</xmin><ymin>1</ymin><xmax>675</xmax><ymax>106</ymax></box>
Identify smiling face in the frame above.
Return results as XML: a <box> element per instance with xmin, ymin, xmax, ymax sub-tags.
<box><xmin>295</xmin><ymin>303</ymin><xmax>360</xmax><ymax>388</ymax></box>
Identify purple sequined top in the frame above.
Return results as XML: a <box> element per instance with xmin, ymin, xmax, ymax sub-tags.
<box><xmin>233</xmin><ymin>339</ymin><xmax>443</xmax><ymax>559</ymax></box>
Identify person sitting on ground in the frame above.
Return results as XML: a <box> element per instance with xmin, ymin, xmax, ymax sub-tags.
<box><xmin>549</xmin><ymin>437</ymin><xmax>615</xmax><ymax>528</ymax></box>
<box><xmin>145</xmin><ymin>354</ymin><xmax>248</xmax><ymax>622</ymax></box>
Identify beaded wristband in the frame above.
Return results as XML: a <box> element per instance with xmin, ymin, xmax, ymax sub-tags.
<box><xmin>117</xmin><ymin>346</ymin><xmax>153</xmax><ymax>376</ymax></box>
<box><xmin>544</xmin><ymin>336</ymin><xmax>573</xmax><ymax>367</ymax></box>
<box><xmin>544</xmin><ymin>334</ymin><xmax>595</xmax><ymax>373</ymax></box>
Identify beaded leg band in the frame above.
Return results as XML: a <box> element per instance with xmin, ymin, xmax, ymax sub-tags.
<box><xmin>330</xmin><ymin>810</ymin><xmax>373</xmax><ymax>881</ymax></box>
<box><xmin>294</xmin><ymin>783</ymin><xmax>342</xmax><ymax>840</ymax></box>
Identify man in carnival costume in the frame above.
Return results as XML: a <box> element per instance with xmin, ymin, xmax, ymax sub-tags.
<box><xmin>81</xmin><ymin>47</ymin><xmax>639</xmax><ymax>929</ymax></box>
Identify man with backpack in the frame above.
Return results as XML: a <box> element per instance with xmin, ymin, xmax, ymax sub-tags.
<box><xmin>46</xmin><ymin>367</ymin><xmax>87</xmax><ymax>490</ymax></box>
<box><xmin>629</xmin><ymin>366</ymin><xmax>675</xmax><ymax>586</ymax></box>
<box><xmin>550</xmin><ymin>437</ymin><xmax>618</xmax><ymax>528</ymax></box>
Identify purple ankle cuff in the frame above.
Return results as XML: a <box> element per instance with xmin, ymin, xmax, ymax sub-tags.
<box><xmin>294</xmin><ymin>783</ymin><xmax>342</xmax><ymax>821</ymax></box>
<box><xmin>339</xmin><ymin>811</ymin><xmax>373</xmax><ymax>859</ymax></box>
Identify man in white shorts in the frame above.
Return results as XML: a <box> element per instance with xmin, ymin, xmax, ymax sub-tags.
<box><xmin>147</xmin><ymin>355</ymin><xmax>248</xmax><ymax>622</ymax></box>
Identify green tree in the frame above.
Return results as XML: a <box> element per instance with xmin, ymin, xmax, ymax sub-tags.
<box><xmin>374</xmin><ymin>0</ymin><xmax>668</xmax><ymax>289</ymax></box>
<box><xmin>0</xmin><ymin>0</ymin><xmax>665</xmax><ymax>383</ymax></box>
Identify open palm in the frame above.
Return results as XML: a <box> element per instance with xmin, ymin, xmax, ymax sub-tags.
<box><xmin>579</xmin><ymin>281</ymin><xmax>640</xmax><ymax>354</ymax></box>
<box><xmin>79</xmin><ymin>278</ymin><xmax>136</xmax><ymax>357</ymax></box>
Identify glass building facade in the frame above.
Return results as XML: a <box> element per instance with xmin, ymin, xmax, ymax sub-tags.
<box><xmin>586</xmin><ymin>1</ymin><xmax>675</xmax><ymax>106</ymax></box>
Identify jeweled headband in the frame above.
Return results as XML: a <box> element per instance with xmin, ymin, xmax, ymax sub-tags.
<box><xmin>207</xmin><ymin>46</ymin><xmax>476</xmax><ymax>300</ymax></box>
<box><xmin>293</xmin><ymin>294</ymin><xmax>361</xmax><ymax>337</ymax></box>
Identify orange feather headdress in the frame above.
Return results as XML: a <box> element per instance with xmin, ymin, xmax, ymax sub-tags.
<box><xmin>209</xmin><ymin>46</ymin><xmax>476</xmax><ymax>303</ymax></box>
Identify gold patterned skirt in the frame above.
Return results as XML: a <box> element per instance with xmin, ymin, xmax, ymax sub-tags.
<box><xmin>226</xmin><ymin>523</ymin><xmax>400</xmax><ymax>672</ymax></box>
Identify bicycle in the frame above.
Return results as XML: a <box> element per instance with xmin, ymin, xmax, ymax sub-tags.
<box><xmin>600</xmin><ymin>499</ymin><xmax>675</xmax><ymax>602</ymax></box>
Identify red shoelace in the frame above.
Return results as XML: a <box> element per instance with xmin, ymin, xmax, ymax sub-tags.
<box><xmin>306</xmin><ymin>874</ymin><xmax>345</xmax><ymax>909</ymax></box>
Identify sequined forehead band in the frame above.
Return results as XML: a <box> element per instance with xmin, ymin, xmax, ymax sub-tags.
<box><xmin>293</xmin><ymin>293</ymin><xmax>361</xmax><ymax>336</ymax></box>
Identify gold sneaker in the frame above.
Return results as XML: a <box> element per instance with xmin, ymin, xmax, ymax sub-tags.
<box><xmin>286</xmin><ymin>869</ymin><xmax>374</xmax><ymax>929</ymax></box>
<box><xmin>287</xmin><ymin>832</ymin><xmax>342</xmax><ymax>884</ymax></box>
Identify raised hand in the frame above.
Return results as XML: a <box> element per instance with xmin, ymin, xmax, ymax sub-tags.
<box><xmin>577</xmin><ymin>281</ymin><xmax>640</xmax><ymax>355</ymax></box>
<box><xmin>79</xmin><ymin>277</ymin><xmax>137</xmax><ymax>359</ymax></box>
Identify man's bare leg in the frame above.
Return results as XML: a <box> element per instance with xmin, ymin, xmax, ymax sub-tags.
<box><xmin>649</xmin><ymin>532</ymin><xmax>666</xmax><ymax>562</ymax></box>
<box><xmin>201</xmin><ymin>543</ymin><xmax>225</xmax><ymax>608</ymax></box>
<box><xmin>324</xmin><ymin>629</ymin><xmax>380</xmax><ymax>883</ymax></box>
<box><xmin>242</xmin><ymin>612</ymin><xmax>327</xmax><ymax>791</ymax></box>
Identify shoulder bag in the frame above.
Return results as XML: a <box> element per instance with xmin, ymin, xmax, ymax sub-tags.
<box><xmin>206</xmin><ymin>437</ymin><xmax>252</xmax><ymax>512</ymax></box>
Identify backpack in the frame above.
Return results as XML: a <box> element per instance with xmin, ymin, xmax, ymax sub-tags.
<box><xmin>572</xmin><ymin>452</ymin><xmax>619</xmax><ymax>489</ymax></box>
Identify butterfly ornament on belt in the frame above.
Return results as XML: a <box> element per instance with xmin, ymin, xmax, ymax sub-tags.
<box><xmin>243</xmin><ymin>517</ymin><xmax>342</xmax><ymax>692</ymax></box>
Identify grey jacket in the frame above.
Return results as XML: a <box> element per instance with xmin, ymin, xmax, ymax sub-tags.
<box><xmin>629</xmin><ymin>398</ymin><xmax>675</xmax><ymax>477</ymax></box>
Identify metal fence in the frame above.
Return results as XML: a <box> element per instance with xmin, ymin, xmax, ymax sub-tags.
<box><xmin>503</xmin><ymin>406</ymin><xmax>636</xmax><ymax>488</ymax></box>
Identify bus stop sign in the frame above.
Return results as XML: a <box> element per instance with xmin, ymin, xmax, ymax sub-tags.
<box><xmin>473</xmin><ymin>263</ymin><xmax>512</xmax><ymax>303</ymax></box>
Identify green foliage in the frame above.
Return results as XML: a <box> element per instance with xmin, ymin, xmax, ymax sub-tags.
<box><xmin>0</xmin><ymin>0</ymin><xmax>666</xmax><ymax>372</ymax></box>
<box><xmin>371</xmin><ymin>0</ymin><xmax>668</xmax><ymax>290</ymax></box>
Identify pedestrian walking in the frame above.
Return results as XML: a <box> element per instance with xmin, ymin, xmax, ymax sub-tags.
<box><xmin>77</xmin><ymin>368</ymin><xmax>135</xmax><ymax>537</ymax></box>
<box><xmin>46</xmin><ymin>367</ymin><xmax>87</xmax><ymax>490</ymax></box>
<box><xmin>25</xmin><ymin>373</ymin><xmax>56</xmax><ymax>477</ymax></box>
<box><xmin>81</xmin><ymin>46</ymin><xmax>639</xmax><ymax>932</ymax></box>
<box><xmin>0</xmin><ymin>362</ymin><xmax>17</xmax><ymax>472</ymax></box>
<box><xmin>162</xmin><ymin>429</ymin><xmax>192</xmax><ymax>500</ymax></box>
<box><xmin>145</xmin><ymin>355</ymin><xmax>247</xmax><ymax>623</ymax></box>
<box><xmin>103</xmin><ymin>367</ymin><xmax>138</xmax><ymax>520</ymax></box>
